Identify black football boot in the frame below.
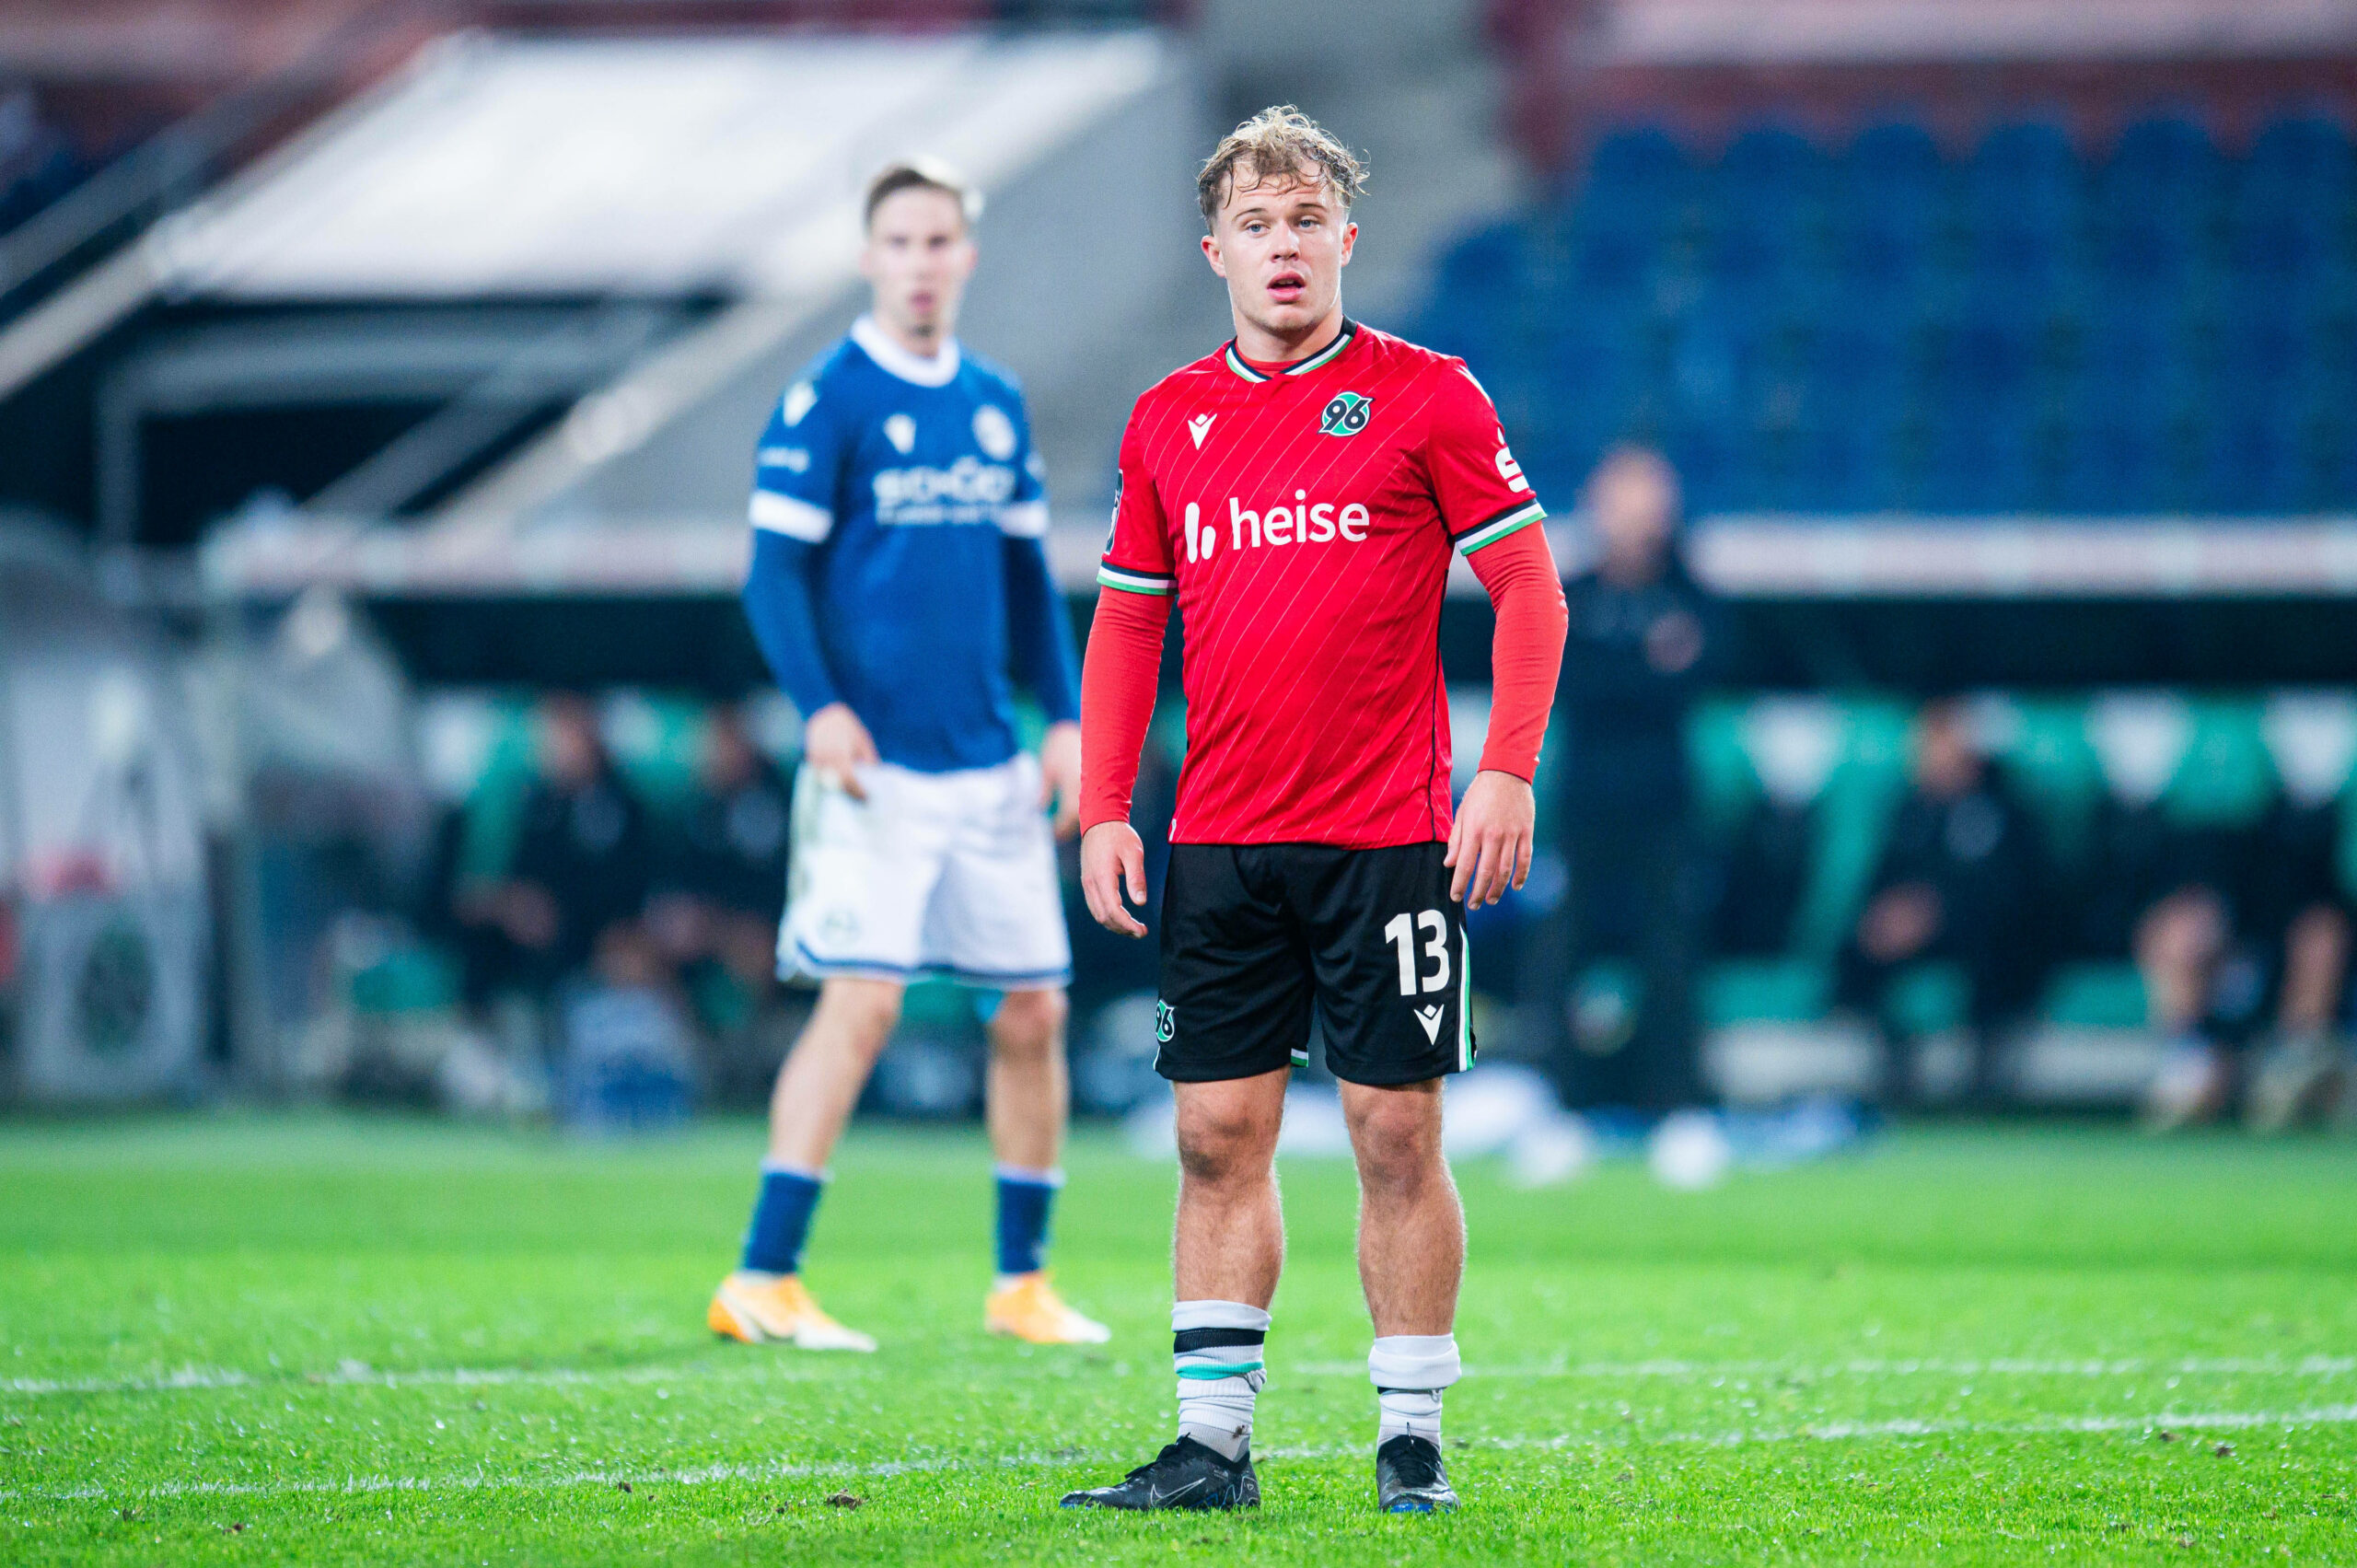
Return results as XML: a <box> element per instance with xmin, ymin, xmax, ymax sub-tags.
<box><xmin>1059</xmin><ymin>1436</ymin><xmax>1260</xmax><ymax>1511</ymax></box>
<box><xmin>1375</xmin><ymin>1434</ymin><xmax>1458</xmax><ymax>1513</ymax></box>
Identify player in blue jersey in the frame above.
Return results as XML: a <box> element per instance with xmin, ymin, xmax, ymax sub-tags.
<box><xmin>708</xmin><ymin>160</ymin><xmax>1108</xmax><ymax>1351</ymax></box>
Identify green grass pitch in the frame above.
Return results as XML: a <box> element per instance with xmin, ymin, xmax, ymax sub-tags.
<box><xmin>3</xmin><ymin>1114</ymin><xmax>2354</xmax><ymax>1563</ymax></box>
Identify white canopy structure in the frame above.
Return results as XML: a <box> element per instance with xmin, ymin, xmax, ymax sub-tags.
<box><xmin>157</xmin><ymin>30</ymin><xmax>1169</xmax><ymax>300</ymax></box>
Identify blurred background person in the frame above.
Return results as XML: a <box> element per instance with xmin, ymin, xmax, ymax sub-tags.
<box><xmin>1836</xmin><ymin>697</ymin><xmax>2050</xmax><ymax>1109</ymax></box>
<box><xmin>1539</xmin><ymin>445</ymin><xmax>1723</xmax><ymax>1116</ymax></box>
<box><xmin>712</xmin><ymin>158</ymin><xmax>1103</xmax><ymax>1354</ymax></box>
<box><xmin>2068</xmin><ymin>733</ymin><xmax>2258</xmax><ymax>1132</ymax></box>
<box><xmin>646</xmin><ymin>704</ymin><xmax>794</xmax><ymax>1082</ymax></box>
<box><xmin>449</xmin><ymin>692</ymin><xmax>656</xmax><ymax>1016</ymax></box>
<box><xmin>2241</xmin><ymin>780</ymin><xmax>2354</xmax><ymax>1130</ymax></box>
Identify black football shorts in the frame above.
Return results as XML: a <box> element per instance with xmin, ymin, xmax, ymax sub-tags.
<box><xmin>1153</xmin><ymin>842</ymin><xmax>1474</xmax><ymax>1087</ymax></box>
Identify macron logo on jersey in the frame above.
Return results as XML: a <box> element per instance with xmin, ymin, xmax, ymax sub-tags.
<box><xmin>1182</xmin><ymin>494</ymin><xmax>1374</xmax><ymax>562</ymax></box>
<box><xmin>1189</xmin><ymin>413</ymin><xmax>1214</xmax><ymax>449</ymax></box>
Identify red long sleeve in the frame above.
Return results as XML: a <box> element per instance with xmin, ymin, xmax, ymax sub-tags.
<box><xmin>1078</xmin><ymin>587</ymin><xmax>1170</xmax><ymax>831</ymax></box>
<box><xmin>1467</xmin><ymin>523</ymin><xmax>1568</xmax><ymax>782</ymax></box>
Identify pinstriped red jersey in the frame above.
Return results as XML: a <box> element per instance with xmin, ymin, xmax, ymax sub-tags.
<box><xmin>1097</xmin><ymin>319</ymin><xmax>1548</xmax><ymax>848</ymax></box>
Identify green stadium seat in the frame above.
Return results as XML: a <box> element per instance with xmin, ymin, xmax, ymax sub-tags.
<box><xmin>901</xmin><ymin>979</ymin><xmax>977</xmax><ymax>1028</ymax></box>
<box><xmin>1686</xmin><ymin>698</ymin><xmax>1762</xmax><ymax>838</ymax></box>
<box><xmin>1701</xmin><ymin>958</ymin><xmax>1830</xmax><ymax>1026</ymax></box>
<box><xmin>1884</xmin><ymin>960</ymin><xmax>1973</xmax><ymax>1038</ymax></box>
<box><xmin>2162</xmin><ymin>698</ymin><xmax>2274</xmax><ymax>828</ymax></box>
<box><xmin>348</xmin><ymin>946</ymin><xmax>461</xmax><ymax>1016</ymax></box>
<box><xmin>2262</xmin><ymin>691</ymin><xmax>2357</xmax><ymax>898</ymax></box>
<box><xmin>453</xmin><ymin>696</ymin><xmax>544</xmax><ymax>883</ymax></box>
<box><xmin>599</xmin><ymin>691</ymin><xmax>712</xmax><ymax>813</ymax></box>
<box><xmin>2040</xmin><ymin>962</ymin><xmax>2149</xmax><ymax>1029</ymax></box>
<box><xmin>1979</xmin><ymin>693</ymin><xmax>2105</xmax><ymax>871</ymax></box>
<box><xmin>1786</xmin><ymin>696</ymin><xmax>1911</xmax><ymax>960</ymax></box>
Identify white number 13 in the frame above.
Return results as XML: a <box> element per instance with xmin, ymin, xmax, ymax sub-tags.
<box><xmin>1383</xmin><ymin>910</ymin><xmax>1451</xmax><ymax>995</ymax></box>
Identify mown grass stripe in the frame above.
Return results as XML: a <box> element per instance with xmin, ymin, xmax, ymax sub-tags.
<box><xmin>12</xmin><ymin>1353</ymin><xmax>2351</xmax><ymax>1401</ymax></box>
<box><xmin>12</xmin><ymin>1405</ymin><xmax>2356</xmax><ymax>1505</ymax></box>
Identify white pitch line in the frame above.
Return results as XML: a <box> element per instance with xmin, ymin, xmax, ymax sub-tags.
<box><xmin>7</xmin><ymin>1405</ymin><xmax>2357</xmax><ymax>1506</ymax></box>
<box><xmin>1648</xmin><ymin>1404</ymin><xmax>2357</xmax><ymax>1446</ymax></box>
<box><xmin>0</xmin><ymin>1360</ymin><xmax>833</xmax><ymax>1400</ymax></box>
<box><xmin>8</xmin><ymin>1353</ymin><xmax>2352</xmax><ymax>1402</ymax></box>
<box><xmin>1291</xmin><ymin>1355</ymin><xmax>2357</xmax><ymax>1381</ymax></box>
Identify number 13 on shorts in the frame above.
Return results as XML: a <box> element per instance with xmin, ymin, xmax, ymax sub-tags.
<box><xmin>1383</xmin><ymin>910</ymin><xmax>1453</xmax><ymax>996</ymax></box>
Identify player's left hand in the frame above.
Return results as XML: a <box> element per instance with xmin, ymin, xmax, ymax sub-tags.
<box><xmin>1038</xmin><ymin>720</ymin><xmax>1083</xmax><ymax>839</ymax></box>
<box><xmin>1447</xmin><ymin>769</ymin><xmax>1536</xmax><ymax>909</ymax></box>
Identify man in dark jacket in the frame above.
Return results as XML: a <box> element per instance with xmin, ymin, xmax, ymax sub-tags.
<box><xmin>1837</xmin><ymin>697</ymin><xmax>2049</xmax><ymax>1106</ymax></box>
<box><xmin>646</xmin><ymin>703</ymin><xmax>793</xmax><ymax>1030</ymax></box>
<box><xmin>1544</xmin><ymin>446</ymin><xmax>1723</xmax><ymax>1110</ymax></box>
<box><xmin>455</xmin><ymin>692</ymin><xmax>656</xmax><ymax>1004</ymax></box>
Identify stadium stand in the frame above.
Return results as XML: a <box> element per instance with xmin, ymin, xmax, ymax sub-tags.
<box><xmin>346</xmin><ymin>679</ymin><xmax>2357</xmax><ymax>1113</ymax></box>
<box><xmin>1422</xmin><ymin>114</ymin><xmax>2357</xmax><ymax>517</ymax></box>
<box><xmin>0</xmin><ymin>29</ymin><xmax>1190</xmax><ymax>584</ymax></box>
<box><xmin>0</xmin><ymin>87</ymin><xmax>92</xmax><ymax>240</ymax></box>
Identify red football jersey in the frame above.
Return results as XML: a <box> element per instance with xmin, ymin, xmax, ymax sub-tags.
<box><xmin>1097</xmin><ymin>319</ymin><xmax>1548</xmax><ymax>848</ymax></box>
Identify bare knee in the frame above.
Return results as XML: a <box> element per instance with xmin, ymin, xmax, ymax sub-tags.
<box><xmin>819</xmin><ymin>980</ymin><xmax>902</xmax><ymax>1061</ymax></box>
<box><xmin>1177</xmin><ymin>1107</ymin><xmax>1275</xmax><ymax>1191</ymax></box>
<box><xmin>991</xmin><ymin>987</ymin><xmax>1068</xmax><ymax>1062</ymax></box>
<box><xmin>2137</xmin><ymin>888</ymin><xmax>2226</xmax><ymax>976</ymax></box>
<box><xmin>1344</xmin><ymin>1084</ymin><xmax>1446</xmax><ymax>1193</ymax></box>
<box><xmin>2288</xmin><ymin>904</ymin><xmax>2350</xmax><ymax>982</ymax></box>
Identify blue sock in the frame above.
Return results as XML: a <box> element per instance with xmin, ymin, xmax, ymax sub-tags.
<box><xmin>740</xmin><ymin>1164</ymin><xmax>824</xmax><ymax>1275</ymax></box>
<box><xmin>993</xmin><ymin>1165</ymin><xmax>1062</xmax><ymax>1278</ymax></box>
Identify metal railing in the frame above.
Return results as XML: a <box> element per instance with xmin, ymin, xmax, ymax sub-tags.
<box><xmin>0</xmin><ymin>1</ymin><xmax>443</xmax><ymax>319</ymax></box>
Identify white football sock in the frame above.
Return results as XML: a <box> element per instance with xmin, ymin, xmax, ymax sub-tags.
<box><xmin>1370</xmin><ymin>1333</ymin><xmax>1460</xmax><ymax>1447</ymax></box>
<box><xmin>1174</xmin><ymin>1299</ymin><xmax>1269</xmax><ymax>1462</ymax></box>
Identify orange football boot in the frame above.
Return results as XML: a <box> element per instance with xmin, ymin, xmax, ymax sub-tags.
<box><xmin>708</xmin><ymin>1272</ymin><xmax>877</xmax><ymax>1352</ymax></box>
<box><xmin>985</xmin><ymin>1272</ymin><xmax>1111</xmax><ymax>1344</ymax></box>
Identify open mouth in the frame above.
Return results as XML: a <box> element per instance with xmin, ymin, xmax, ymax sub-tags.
<box><xmin>1267</xmin><ymin>269</ymin><xmax>1306</xmax><ymax>303</ymax></box>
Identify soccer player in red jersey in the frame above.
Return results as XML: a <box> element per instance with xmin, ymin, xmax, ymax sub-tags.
<box><xmin>1059</xmin><ymin>108</ymin><xmax>1568</xmax><ymax>1516</ymax></box>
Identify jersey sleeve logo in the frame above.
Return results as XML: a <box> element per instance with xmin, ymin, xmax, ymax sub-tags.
<box><xmin>782</xmin><ymin>382</ymin><xmax>817</xmax><ymax>425</ymax></box>
<box><xmin>1318</xmin><ymin>391</ymin><xmax>1373</xmax><ymax>437</ymax></box>
<box><xmin>973</xmin><ymin>404</ymin><xmax>1017</xmax><ymax>460</ymax></box>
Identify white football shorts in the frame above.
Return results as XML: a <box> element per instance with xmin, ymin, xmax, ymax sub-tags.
<box><xmin>777</xmin><ymin>752</ymin><xmax>1072</xmax><ymax>992</ymax></box>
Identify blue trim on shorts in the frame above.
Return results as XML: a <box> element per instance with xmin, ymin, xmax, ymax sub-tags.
<box><xmin>782</xmin><ymin>939</ymin><xmax>1068</xmax><ymax>992</ymax></box>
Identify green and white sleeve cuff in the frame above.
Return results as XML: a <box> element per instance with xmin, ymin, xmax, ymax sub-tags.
<box><xmin>1455</xmin><ymin>500</ymin><xmax>1547</xmax><ymax>554</ymax></box>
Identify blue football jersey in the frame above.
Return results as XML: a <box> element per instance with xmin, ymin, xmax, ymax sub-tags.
<box><xmin>749</xmin><ymin>317</ymin><xmax>1051</xmax><ymax>772</ymax></box>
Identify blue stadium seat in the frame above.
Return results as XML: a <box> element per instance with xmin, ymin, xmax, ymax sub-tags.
<box><xmin>1584</xmin><ymin>127</ymin><xmax>1692</xmax><ymax>213</ymax></box>
<box><xmin>1421</xmin><ymin>110</ymin><xmax>2354</xmax><ymax>516</ymax></box>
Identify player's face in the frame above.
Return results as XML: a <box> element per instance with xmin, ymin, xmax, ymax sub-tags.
<box><xmin>861</xmin><ymin>187</ymin><xmax>976</xmax><ymax>347</ymax></box>
<box><xmin>1202</xmin><ymin>164</ymin><xmax>1356</xmax><ymax>344</ymax></box>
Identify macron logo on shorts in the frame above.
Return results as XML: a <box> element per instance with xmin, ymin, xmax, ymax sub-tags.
<box><xmin>1414</xmin><ymin>1005</ymin><xmax>1445</xmax><ymax>1043</ymax></box>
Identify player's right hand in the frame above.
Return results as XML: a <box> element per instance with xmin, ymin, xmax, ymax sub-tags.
<box><xmin>1080</xmin><ymin>820</ymin><xmax>1149</xmax><ymax>938</ymax></box>
<box><xmin>803</xmin><ymin>703</ymin><xmax>878</xmax><ymax>800</ymax></box>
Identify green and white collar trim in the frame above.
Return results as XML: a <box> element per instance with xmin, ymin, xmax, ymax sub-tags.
<box><xmin>1223</xmin><ymin>318</ymin><xmax>1359</xmax><ymax>383</ymax></box>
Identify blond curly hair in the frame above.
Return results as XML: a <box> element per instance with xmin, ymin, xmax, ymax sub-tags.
<box><xmin>1196</xmin><ymin>105</ymin><xmax>1367</xmax><ymax>230</ymax></box>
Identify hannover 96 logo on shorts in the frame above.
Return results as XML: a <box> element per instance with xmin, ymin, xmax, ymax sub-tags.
<box><xmin>1155</xmin><ymin>1000</ymin><xmax>1177</xmax><ymax>1042</ymax></box>
<box><xmin>1318</xmin><ymin>391</ymin><xmax>1371</xmax><ymax>437</ymax></box>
